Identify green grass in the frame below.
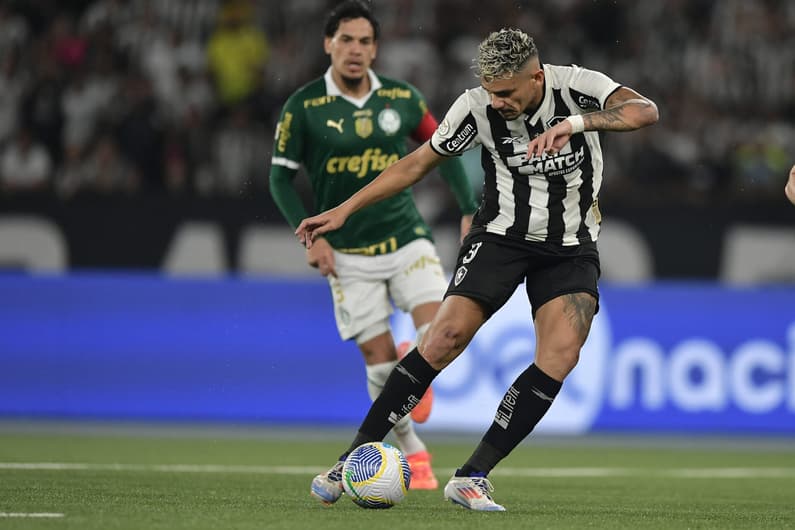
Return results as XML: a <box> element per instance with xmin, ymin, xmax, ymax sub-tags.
<box><xmin>1</xmin><ymin>424</ymin><xmax>794</xmax><ymax>529</ymax></box>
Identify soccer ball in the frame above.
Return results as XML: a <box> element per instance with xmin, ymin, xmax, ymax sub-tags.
<box><xmin>342</xmin><ymin>442</ymin><xmax>411</xmax><ymax>509</ymax></box>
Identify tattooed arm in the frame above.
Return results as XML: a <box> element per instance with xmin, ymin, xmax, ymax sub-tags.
<box><xmin>586</xmin><ymin>87</ymin><xmax>659</xmax><ymax>131</ymax></box>
<box><xmin>527</xmin><ymin>86</ymin><xmax>658</xmax><ymax>158</ymax></box>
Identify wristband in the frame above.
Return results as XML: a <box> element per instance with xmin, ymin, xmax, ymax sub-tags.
<box><xmin>565</xmin><ymin>114</ymin><xmax>585</xmax><ymax>134</ymax></box>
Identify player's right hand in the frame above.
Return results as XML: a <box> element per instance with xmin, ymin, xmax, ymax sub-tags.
<box><xmin>306</xmin><ymin>238</ymin><xmax>337</xmax><ymax>278</ymax></box>
<box><xmin>295</xmin><ymin>207</ymin><xmax>346</xmax><ymax>248</ymax></box>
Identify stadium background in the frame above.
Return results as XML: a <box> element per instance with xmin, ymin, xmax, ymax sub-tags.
<box><xmin>0</xmin><ymin>0</ymin><xmax>794</xmax><ymax>437</ymax></box>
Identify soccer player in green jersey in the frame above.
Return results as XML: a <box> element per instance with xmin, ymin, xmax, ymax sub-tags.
<box><xmin>268</xmin><ymin>0</ymin><xmax>477</xmax><ymax>494</ymax></box>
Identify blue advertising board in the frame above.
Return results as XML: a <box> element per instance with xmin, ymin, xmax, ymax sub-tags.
<box><xmin>1</xmin><ymin>273</ymin><xmax>793</xmax><ymax>434</ymax></box>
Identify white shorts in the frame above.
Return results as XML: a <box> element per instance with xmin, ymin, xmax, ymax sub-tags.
<box><xmin>328</xmin><ymin>238</ymin><xmax>447</xmax><ymax>341</ymax></box>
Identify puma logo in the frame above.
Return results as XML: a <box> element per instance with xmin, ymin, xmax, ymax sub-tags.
<box><xmin>326</xmin><ymin>118</ymin><xmax>344</xmax><ymax>133</ymax></box>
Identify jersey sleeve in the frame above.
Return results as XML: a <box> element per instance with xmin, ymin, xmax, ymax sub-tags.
<box><xmin>430</xmin><ymin>90</ymin><xmax>481</xmax><ymax>156</ymax></box>
<box><xmin>270</xmin><ymin>93</ymin><xmax>304</xmax><ymax>170</ymax></box>
<box><xmin>404</xmin><ymin>84</ymin><xmax>439</xmax><ymax>143</ymax></box>
<box><xmin>269</xmin><ymin>94</ymin><xmax>308</xmax><ymax>228</ymax></box>
<box><xmin>566</xmin><ymin>65</ymin><xmax>622</xmax><ymax>113</ymax></box>
<box><xmin>268</xmin><ymin>164</ymin><xmax>309</xmax><ymax>229</ymax></box>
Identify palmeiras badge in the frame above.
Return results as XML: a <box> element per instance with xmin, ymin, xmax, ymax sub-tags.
<box><xmin>378</xmin><ymin>108</ymin><xmax>401</xmax><ymax>135</ymax></box>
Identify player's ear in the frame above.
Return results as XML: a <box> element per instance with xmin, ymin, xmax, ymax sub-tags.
<box><xmin>323</xmin><ymin>36</ymin><xmax>333</xmax><ymax>55</ymax></box>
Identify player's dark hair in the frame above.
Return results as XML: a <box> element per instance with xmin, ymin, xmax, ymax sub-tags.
<box><xmin>324</xmin><ymin>0</ymin><xmax>380</xmax><ymax>41</ymax></box>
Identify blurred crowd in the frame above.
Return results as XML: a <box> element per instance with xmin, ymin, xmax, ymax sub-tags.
<box><xmin>0</xmin><ymin>0</ymin><xmax>793</xmax><ymax>208</ymax></box>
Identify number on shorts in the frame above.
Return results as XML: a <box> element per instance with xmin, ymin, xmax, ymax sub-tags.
<box><xmin>462</xmin><ymin>242</ymin><xmax>482</xmax><ymax>265</ymax></box>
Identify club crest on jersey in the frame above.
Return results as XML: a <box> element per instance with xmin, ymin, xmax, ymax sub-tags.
<box><xmin>353</xmin><ymin>109</ymin><xmax>373</xmax><ymax>138</ymax></box>
<box><xmin>355</xmin><ymin>117</ymin><xmax>373</xmax><ymax>138</ymax></box>
<box><xmin>378</xmin><ymin>108</ymin><xmax>401</xmax><ymax>135</ymax></box>
<box><xmin>546</xmin><ymin>115</ymin><xmax>567</xmax><ymax>128</ymax></box>
<box><xmin>454</xmin><ymin>265</ymin><xmax>468</xmax><ymax>286</ymax></box>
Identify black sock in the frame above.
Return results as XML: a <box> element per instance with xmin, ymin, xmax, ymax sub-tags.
<box><xmin>460</xmin><ymin>363</ymin><xmax>561</xmax><ymax>475</ymax></box>
<box><xmin>344</xmin><ymin>348</ymin><xmax>439</xmax><ymax>456</ymax></box>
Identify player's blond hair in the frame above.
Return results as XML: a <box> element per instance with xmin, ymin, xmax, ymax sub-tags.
<box><xmin>473</xmin><ymin>28</ymin><xmax>538</xmax><ymax>82</ymax></box>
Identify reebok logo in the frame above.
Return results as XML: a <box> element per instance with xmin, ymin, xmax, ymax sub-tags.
<box><xmin>531</xmin><ymin>387</ymin><xmax>555</xmax><ymax>403</ymax></box>
<box><xmin>396</xmin><ymin>364</ymin><xmax>420</xmax><ymax>384</ymax></box>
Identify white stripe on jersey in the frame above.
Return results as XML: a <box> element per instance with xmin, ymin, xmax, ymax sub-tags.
<box><xmin>431</xmin><ymin>63</ymin><xmax>620</xmax><ymax>245</ymax></box>
<box><xmin>271</xmin><ymin>156</ymin><xmax>300</xmax><ymax>170</ymax></box>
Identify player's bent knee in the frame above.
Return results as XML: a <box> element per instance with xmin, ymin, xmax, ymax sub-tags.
<box><xmin>421</xmin><ymin>324</ymin><xmax>469</xmax><ymax>369</ymax></box>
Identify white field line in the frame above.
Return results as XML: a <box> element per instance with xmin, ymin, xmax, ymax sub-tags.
<box><xmin>1</xmin><ymin>462</ymin><xmax>795</xmax><ymax>479</ymax></box>
<box><xmin>0</xmin><ymin>513</ymin><xmax>64</xmax><ymax>518</ymax></box>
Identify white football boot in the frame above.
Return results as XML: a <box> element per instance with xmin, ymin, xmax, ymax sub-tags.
<box><xmin>310</xmin><ymin>461</ymin><xmax>345</xmax><ymax>506</ymax></box>
<box><xmin>444</xmin><ymin>475</ymin><xmax>506</xmax><ymax>511</ymax></box>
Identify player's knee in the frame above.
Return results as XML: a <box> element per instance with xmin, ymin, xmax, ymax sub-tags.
<box><xmin>557</xmin><ymin>347</ymin><xmax>580</xmax><ymax>372</ymax></box>
<box><xmin>536</xmin><ymin>346</ymin><xmax>580</xmax><ymax>380</ymax></box>
<box><xmin>421</xmin><ymin>323</ymin><xmax>469</xmax><ymax>368</ymax></box>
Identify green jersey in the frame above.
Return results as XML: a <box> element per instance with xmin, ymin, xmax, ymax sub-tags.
<box><xmin>270</xmin><ymin>69</ymin><xmax>475</xmax><ymax>255</ymax></box>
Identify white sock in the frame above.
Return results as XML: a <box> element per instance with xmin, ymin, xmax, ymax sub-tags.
<box><xmin>414</xmin><ymin>322</ymin><xmax>430</xmax><ymax>351</ymax></box>
<box><xmin>366</xmin><ymin>361</ymin><xmax>427</xmax><ymax>456</ymax></box>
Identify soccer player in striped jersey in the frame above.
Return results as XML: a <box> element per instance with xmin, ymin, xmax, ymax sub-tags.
<box><xmin>297</xmin><ymin>27</ymin><xmax>658</xmax><ymax>511</ymax></box>
<box><xmin>268</xmin><ymin>1</ymin><xmax>478</xmax><ymax>498</ymax></box>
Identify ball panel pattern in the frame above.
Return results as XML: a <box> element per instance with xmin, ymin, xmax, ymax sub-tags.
<box><xmin>342</xmin><ymin>442</ymin><xmax>411</xmax><ymax>509</ymax></box>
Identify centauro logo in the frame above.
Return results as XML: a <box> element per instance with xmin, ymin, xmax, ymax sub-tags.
<box><xmin>326</xmin><ymin>148</ymin><xmax>400</xmax><ymax>178</ymax></box>
<box><xmin>276</xmin><ymin>112</ymin><xmax>292</xmax><ymax>153</ymax></box>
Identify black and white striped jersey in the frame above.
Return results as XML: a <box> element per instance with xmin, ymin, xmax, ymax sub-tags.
<box><xmin>430</xmin><ymin>64</ymin><xmax>621</xmax><ymax>245</ymax></box>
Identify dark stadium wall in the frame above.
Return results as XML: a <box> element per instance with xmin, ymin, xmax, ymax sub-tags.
<box><xmin>0</xmin><ymin>195</ymin><xmax>792</xmax><ymax>279</ymax></box>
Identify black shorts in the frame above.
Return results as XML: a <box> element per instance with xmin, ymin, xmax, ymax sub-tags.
<box><xmin>444</xmin><ymin>232</ymin><xmax>601</xmax><ymax>319</ymax></box>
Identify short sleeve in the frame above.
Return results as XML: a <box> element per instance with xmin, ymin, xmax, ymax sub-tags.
<box><xmin>430</xmin><ymin>90</ymin><xmax>481</xmax><ymax>156</ymax></box>
<box><xmin>567</xmin><ymin>65</ymin><xmax>621</xmax><ymax>112</ymax></box>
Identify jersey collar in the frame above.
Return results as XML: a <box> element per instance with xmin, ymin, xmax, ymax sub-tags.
<box><xmin>324</xmin><ymin>67</ymin><xmax>382</xmax><ymax>109</ymax></box>
<box><xmin>525</xmin><ymin>64</ymin><xmax>552</xmax><ymax>126</ymax></box>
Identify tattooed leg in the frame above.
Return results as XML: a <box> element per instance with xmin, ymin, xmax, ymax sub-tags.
<box><xmin>532</xmin><ymin>292</ymin><xmax>597</xmax><ymax>381</ymax></box>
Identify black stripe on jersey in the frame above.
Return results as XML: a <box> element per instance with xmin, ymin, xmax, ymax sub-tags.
<box><xmin>486</xmin><ymin>106</ymin><xmax>529</xmax><ymax>240</ymax></box>
<box><xmin>572</xmin><ymin>131</ymin><xmax>595</xmax><ymax>242</ymax></box>
<box><xmin>545</xmin><ymin>89</ymin><xmax>570</xmax><ymax>241</ymax></box>
<box><xmin>474</xmin><ymin>145</ymin><xmax>499</xmax><ymax>227</ymax></box>
<box><xmin>440</xmin><ymin>113</ymin><xmax>478</xmax><ymax>154</ymax></box>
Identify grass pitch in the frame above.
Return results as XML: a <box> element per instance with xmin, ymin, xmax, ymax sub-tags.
<box><xmin>1</xmin><ymin>423</ymin><xmax>794</xmax><ymax>529</ymax></box>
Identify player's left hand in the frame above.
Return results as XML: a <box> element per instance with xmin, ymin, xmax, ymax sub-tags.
<box><xmin>526</xmin><ymin>120</ymin><xmax>573</xmax><ymax>160</ymax></box>
<box><xmin>306</xmin><ymin>237</ymin><xmax>337</xmax><ymax>278</ymax></box>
